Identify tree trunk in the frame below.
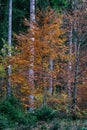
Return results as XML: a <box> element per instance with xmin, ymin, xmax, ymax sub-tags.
<box><xmin>43</xmin><ymin>86</ymin><xmax>47</xmax><ymax>105</ymax></box>
<box><xmin>72</xmin><ymin>45</ymin><xmax>80</xmax><ymax>118</ymax></box>
<box><xmin>29</xmin><ymin>0</ymin><xmax>35</xmax><ymax>83</ymax></box>
<box><xmin>7</xmin><ymin>0</ymin><xmax>12</xmax><ymax>97</ymax></box>
<box><xmin>72</xmin><ymin>0</ymin><xmax>78</xmax><ymax>117</ymax></box>
<box><xmin>49</xmin><ymin>58</ymin><xmax>53</xmax><ymax>94</ymax></box>
<box><xmin>29</xmin><ymin>0</ymin><xmax>35</xmax><ymax>110</ymax></box>
<box><xmin>68</xmin><ymin>23</ymin><xmax>73</xmax><ymax>98</ymax></box>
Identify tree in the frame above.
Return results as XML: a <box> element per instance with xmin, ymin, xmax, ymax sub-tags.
<box><xmin>28</xmin><ymin>0</ymin><xmax>35</xmax><ymax>110</ymax></box>
<box><xmin>0</xmin><ymin>0</ymin><xmax>29</xmax><ymax>51</ymax></box>
<box><xmin>0</xmin><ymin>0</ymin><xmax>8</xmax><ymax>49</ymax></box>
<box><xmin>37</xmin><ymin>0</ymin><xmax>67</xmax><ymax>11</ymax></box>
<box><xmin>36</xmin><ymin>0</ymin><xmax>67</xmax><ymax>95</ymax></box>
<box><xmin>72</xmin><ymin>0</ymin><xmax>87</xmax><ymax>114</ymax></box>
<box><xmin>10</xmin><ymin>9</ymin><xmax>67</xmax><ymax>108</ymax></box>
<box><xmin>6</xmin><ymin>0</ymin><xmax>13</xmax><ymax>97</ymax></box>
<box><xmin>65</xmin><ymin>0</ymin><xmax>87</xmax><ymax>116</ymax></box>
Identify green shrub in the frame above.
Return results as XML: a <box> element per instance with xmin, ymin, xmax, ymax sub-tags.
<box><xmin>34</xmin><ymin>105</ymin><xmax>58</xmax><ymax>121</ymax></box>
<box><xmin>64</xmin><ymin>125</ymin><xmax>72</xmax><ymax>130</ymax></box>
<box><xmin>7</xmin><ymin>96</ymin><xmax>22</xmax><ymax>109</ymax></box>
<box><xmin>25</xmin><ymin>112</ymin><xmax>38</xmax><ymax>126</ymax></box>
<box><xmin>50</xmin><ymin>122</ymin><xmax>61</xmax><ymax>130</ymax></box>
<box><xmin>80</xmin><ymin>127</ymin><xmax>87</xmax><ymax>130</ymax></box>
<box><xmin>39</xmin><ymin>124</ymin><xmax>47</xmax><ymax>130</ymax></box>
<box><xmin>0</xmin><ymin>114</ymin><xmax>8</xmax><ymax>130</ymax></box>
<box><xmin>0</xmin><ymin>97</ymin><xmax>27</xmax><ymax>126</ymax></box>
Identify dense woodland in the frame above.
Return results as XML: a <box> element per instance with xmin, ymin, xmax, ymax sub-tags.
<box><xmin>0</xmin><ymin>0</ymin><xmax>87</xmax><ymax>129</ymax></box>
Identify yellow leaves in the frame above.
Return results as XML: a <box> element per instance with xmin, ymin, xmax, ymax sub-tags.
<box><xmin>0</xmin><ymin>65</ymin><xmax>6</xmax><ymax>77</ymax></box>
<box><xmin>21</xmin><ymin>86</ymin><xmax>29</xmax><ymax>93</ymax></box>
<box><xmin>54</xmin><ymin>65</ymin><xmax>60</xmax><ymax>73</ymax></box>
<box><xmin>43</xmin><ymin>62</ymin><xmax>49</xmax><ymax>69</ymax></box>
<box><xmin>47</xmin><ymin>95</ymin><xmax>67</xmax><ymax>110</ymax></box>
<box><xmin>49</xmin><ymin>98</ymin><xmax>61</xmax><ymax>104</ymax></box>
<box><xmin>34</xmin><ymin>89</ymin><xmax>44</xmax><ymax>107</ymax></box>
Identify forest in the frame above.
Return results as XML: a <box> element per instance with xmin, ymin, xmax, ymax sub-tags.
<box><xmin>0</xmin><ymin>0</ymin><xmax>87</xmax><ymax>129</ymax></box>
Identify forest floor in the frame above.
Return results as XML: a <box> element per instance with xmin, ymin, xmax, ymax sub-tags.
<box><xmin>1</xmin><ymin>98</ymin><xmax>87</xmax><ymax>130</ymax></box>
<box><xmin>31</xmin><ymin>119</ymin><xmax>87</xmax><ymax>130</ymax></box>
<box><xmin>6</xmin><ymin>118</ymin><xmax>87</xmax><ymax>130</ymax></box>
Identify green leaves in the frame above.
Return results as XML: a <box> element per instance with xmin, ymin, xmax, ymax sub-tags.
<box><xmin>0</xmin><ymin>65</ymin><xmax>5</xmax><ymax>77</ymax></box>
<box><xmin>37</xmin><ymin>0</ymin><xmax>67</xmax><ymax>11</ymax></box>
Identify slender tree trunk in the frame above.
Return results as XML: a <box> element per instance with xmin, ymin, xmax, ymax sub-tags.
<box><xmin>8</xmin><ymin>0</ymin><xmax>12</xmax><ymax>57</ymax></box>
<box><xmin>49</xmin><ymin>58</ymin><xmax>53</xmax><ymax>94</ymax></box>
<box><xmin>43</xmin><ymin>85</ymin><xmax>47</xmax><ymax>105</ymax></box>
<box><xmin>29</xmin><ymin>0</ymin><xmax>35</xmax><ymax>110</ymax></box>
<box><xmin>72</xmin><ymin>45</ymin><xmax>80</xmax><ymax>115</ymax></box>
<box><xmin>42</xmin><ymin>59</ymin><xmax>47</xmax><ymax>105</ymax></box>
<box><xmin>72</xmin><ymin>0</ymin><xmax>78</xmax><ymax>113</ymax></box>
<box><xmin>29</xmin><ymin>0</ymin><xmax>35</xmax><ymax>84</ymax></box>
<box><xmin>7</xmin><ymin>0</ymin><xmax>12</xmax><ymax>97</ymax></box>
<box><xmin>73</xmin><ymin>0</ymin><xmax>77</xmax><ymax>57</ymax></box>
<box><xmin>68</xmin><ymin>23</ymin><xmax>73</xmax><ymax>98</ymax></box>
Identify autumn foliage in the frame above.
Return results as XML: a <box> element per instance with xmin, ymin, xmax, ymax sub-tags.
<box><xmin>7</xmin><ymin>9</ymin><xmax>67</xmax><ymax>108</ymax></box>
<box><xmin>0</xmin><ymin>7</ymin><xmax>87</xmax><ymax>111</ymax></box>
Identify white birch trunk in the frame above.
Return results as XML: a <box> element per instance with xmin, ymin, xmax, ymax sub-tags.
<box><xmin>29</xmin><ymin>0</ymin><xmax>35</xmax><ymax>110</ymax></box>
<box><xmin>7</xmin><ymin>0</ymin><xmax>12</xmax><ymax>97</ymax></box>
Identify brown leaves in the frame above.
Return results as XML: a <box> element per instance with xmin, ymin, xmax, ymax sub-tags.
<box><xmin>8</xmin><ymin>9</ymin><xmax>68</xmax><ymax>108</ymax></box>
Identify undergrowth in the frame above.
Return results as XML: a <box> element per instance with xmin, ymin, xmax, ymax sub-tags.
<box><xmin>0</xmin><ymin>97</ymin><xmax>87</xmax><ymax>130</ymax></box>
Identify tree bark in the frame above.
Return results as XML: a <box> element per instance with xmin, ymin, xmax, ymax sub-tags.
<box><xmin>7</xmin><ymin>0</ymin><xmax>12</xmax><ymax>97</ymax></box>
<box><xmin>49</xmin><ymin>58</ymin><xmax>53</xmax><ymax>94</ymax></box>
<box><xmin>68</xmin><ymin>22</ymin><xmax>73</xmax><ymax>98</ymax></box>
<box><xmin>72</xmin><ymin>45</ymin><xmax>80</xmax><ymax>117</ymax></box>
<box><xmin>29</xmin><ymin>0</ymin><xmax>35</xmax><ymax>110</ymax></box>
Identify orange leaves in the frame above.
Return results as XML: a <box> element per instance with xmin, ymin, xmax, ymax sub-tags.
<box><xmin>9</xmin><ymin>8</ymin><xmax>68</xmax><ymax>108</ymax></box>
<box><xmin>11</xmin><ymin>74</ymin><xmax>27</xmax><ymax>84</ymax></box>
<box><xmin>47</xmin><ymin>93</ymin><xmax>67</xmax><ymax>110</ymax></box>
